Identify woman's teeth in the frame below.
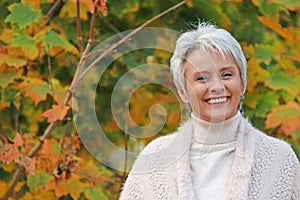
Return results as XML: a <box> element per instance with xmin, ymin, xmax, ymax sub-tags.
<box><xmin>207</xmin><ymin>97</ymin><xmax>227</xmax><ymax>104</ymax></box>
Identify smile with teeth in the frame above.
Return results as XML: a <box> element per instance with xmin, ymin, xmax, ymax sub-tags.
<box><xmin>206</xmin><ymin>97</ymin><xmax>227</xmax><ymax>104</ymax></box>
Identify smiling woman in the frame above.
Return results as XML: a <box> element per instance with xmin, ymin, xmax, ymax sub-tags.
<box><xmin>119</xmin><ymin>22</ymin><xmax>300</xmax><ymax>200</ymax></box>
<box><xmin>179</xmin><ymin>49</ymin><xmax>244</xmax><ymax>122</ymax></box>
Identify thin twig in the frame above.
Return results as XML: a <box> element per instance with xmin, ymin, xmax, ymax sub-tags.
<box><xmin>79</xmin><ymin>0</ymin><xmax>187</xmax><ymax>81</ymax></box>
<box><xmin>76</xmin><ymin>0</ymin><xmax>84</xmax><ymax>54</ymax></box>
<box><xmin>46</xmin><ymin>46</ymin><xmax>55</xmax><ymax>104</ymax></box>
<box><xmin>1</xmin><ymin>167</ymin><xmax>25</xmax><ymax>200</ymax></box>
<box><xmin>44</xmin><ymin>0</ymin><xmax>65</xmax><ymax>23</ymax></box>
<box><xmin>89</xmin><ymin>3</ymin><xmax>98</xmax><ymax>42</ymax></box>
<box><xmin>1</xmin><ymin>1</ymin><xmax>187</xmax><ymax>199</ymax></box>
<box><xmin>102</xmin><ymin>18</ymin><xmax>123</xmax><ymax>36</ymax></box>
<box><xmin>118</xmin><ymin>101</ymin><xmax>129</xmax><ymax>196</ymax></box>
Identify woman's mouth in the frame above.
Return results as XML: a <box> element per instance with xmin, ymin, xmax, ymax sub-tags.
<box><xmin>206</xmin><ymin>97</ymin><xmax>228</xmax><ymax>104</ymax></box>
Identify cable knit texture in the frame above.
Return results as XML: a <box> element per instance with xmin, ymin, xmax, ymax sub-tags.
<box><xmin>119</xmin><ymin>116</ymin><xmax>300</xmax><ymax>200</ymax></box>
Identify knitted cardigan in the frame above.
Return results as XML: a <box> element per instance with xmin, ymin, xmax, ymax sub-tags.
<box><xmin>119</xmin><ymin>116</ymin><xmax>300</xmax><ymax>200</ymax></box>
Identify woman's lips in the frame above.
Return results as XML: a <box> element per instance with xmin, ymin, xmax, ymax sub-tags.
<box><xmin>205</xmin><ymin>97</ymin><xmax>228</xmax><ymax>104</ymax></box>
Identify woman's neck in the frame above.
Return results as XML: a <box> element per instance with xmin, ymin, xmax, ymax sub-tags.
<box><xmin>191</xmin><ymin>111</ymin><xmax>241</xmax><ymax>144</ymax></box>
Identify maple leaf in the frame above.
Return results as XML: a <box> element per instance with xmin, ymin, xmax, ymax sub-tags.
<box><xmin>27</xmin><ymin>170</ymin><xmax>52</xmax><ymax>191</ymax></box>
<box><xmin>15</xmin><ymin>155</ymin><xmax>36</xmax><ymax>174</ymax></box>
<box><xmin>5</xmin><ymin>2</ymin><xmax>41</xmax><ymax>29</ymax></box>
<box><xmin>0</xmin><ymin>181</ymin><xmax>8</xmax><ymax>197</ymax></box>
<box><xmin>14</xmin><ymin>133</ymin><xmax>23</xmax><ymax>147</ymax></box>
<box><xmin>258</xmin><ymin>16</ymin><xmax>294</xmax><ymax>40</ymax></box>
<box><xmin>0</xmin><ymin>53</ymin><xmax>27</xmax><ymax>68</ymax></box>
<box><xmin>0</xmin><ymin>66</ymin><xmax>22</xmax><ymax>87</ymax></box>
<box><xmin>266</xmin><ymin>101</ymin><xmax>300</xmax><ymax>136</ymax></box>
<box><xmin>269</xmin><ymin>0</ymin><xmax>300</xmax><ymax>11</ymax></box>
<box><xmin>39</xmin><ymin>30</ymin><xmax>78</xmax><ymax>55</ymax></box>
<box><xmin>17</xmin><ymin>77</ymin><xmax>51</xmax><ymax>105</ymax></box>
<box><xmin>11</xmin><ymin>34</ymin><xmax>39</xmax><ymax>60</ymax></box>
<box><xmin>0</xmin><ymin>143</ymin><xmax>19</xmax><ymax>164</ymax></box>
<box><xmin>42</xmin><ymin>104</ymin><xmax>70</xmax><ymax>123</ymax></box>
<box><xmin>46</xmin><ymin>174</ymin><xmax>84</xmax><ymax>199</ymax></box>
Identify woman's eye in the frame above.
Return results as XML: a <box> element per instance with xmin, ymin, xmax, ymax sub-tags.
<box><xmin>221</xmin><ymin>72</ymin><xmax>232</xmax><ymax>78</ymax></box>
<box><xmin>197</xmin><ymin>75</ymin><xmax>208</xmax><ymax>82</ymax></box>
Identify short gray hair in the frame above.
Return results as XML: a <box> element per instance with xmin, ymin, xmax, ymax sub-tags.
<box><xmin>170</xmin><ymin>22</ymin><xmax>247</xmax><ymax>93</ymax></box>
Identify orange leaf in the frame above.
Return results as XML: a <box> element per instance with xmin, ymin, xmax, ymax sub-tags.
<box><xmin>266</xmin><ymin>102</ymin><xmax>300</xmax><ymax>136</ymax></box>
<box><xmin>14</xmin><ymin>133</ymin><xmax>23</xmax><ymax>147</ymax></box>
<box><xmin>40</xmin><ymin>139</ymin><xmax>59</xmax><ymax>170</ymax></box>
<box><xmin>258</xmin><ymin>16</ymin><xmax>294</xmax><ymax>40</ymax></box>
<box><xmin>0</xmin><ymin>144</ymin><xmax>19</xmax><ymax>163</ymax></box>
<box><xmin>17</xmin><ymin>77</ymin><xmax>51</xmax><ymax>105</ymax></box>
<box><xmin>14</xmin><ymin>155</ymin><xmax>36</xmax><ymax>174</ymax></box>
<box><xmin>42</xmin><ymin>104</ymin><xmax>70</xmax><ymax>123</ymax></box>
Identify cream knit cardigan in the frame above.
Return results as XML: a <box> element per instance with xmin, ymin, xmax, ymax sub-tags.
<box><xmin>119</xmin><ymin>116</ymin><xmax>300</xmax><ymax>200</ymax></box>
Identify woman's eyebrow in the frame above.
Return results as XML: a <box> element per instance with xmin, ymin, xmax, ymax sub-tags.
<box><xmin>220</xmin><ymin>66</ymin><xmax>235</xmax><ymax>71</ymax></box>
<box><xmin>191</xmin><ymin>70</ymin><xmax>210</xmax><ymax>76</ymax></box>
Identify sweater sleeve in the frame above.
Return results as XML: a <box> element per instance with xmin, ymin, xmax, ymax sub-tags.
<box><xmin>119</xmin><ymin>173</ymin><xmax>146</xmax><ymax>200</ymax></box>
<box><xmin>291</xmin><ymin>160</ymin><xmax>300</xmax><ymax>200</ymax></box>
<box><xmin>119</xmin><ymin>135</ymin><xmax>174</xmax><ymax>200</ymax></box>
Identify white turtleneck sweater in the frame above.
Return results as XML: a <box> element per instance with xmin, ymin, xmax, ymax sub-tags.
<box><xmin>190</xmin><ymin>112</ymin><xmax>241</xmax><ymax>200</ymax></box>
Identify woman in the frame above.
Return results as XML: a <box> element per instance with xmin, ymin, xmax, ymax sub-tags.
<box><xmin>119</xmin><ymin>22</ymin><xmax>300</xmax><ymax>199</ymax></box>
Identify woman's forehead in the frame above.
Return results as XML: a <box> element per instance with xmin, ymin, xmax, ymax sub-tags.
<box><xmin>184</xmin><ymin>49</ymin><xmax>238</xmax><ymax>72</ymax></box>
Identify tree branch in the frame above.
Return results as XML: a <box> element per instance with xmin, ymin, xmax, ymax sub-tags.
<box><xmin>1</xmin><ymin>1</ymin><xmax>187</xmax><ymax>199</ymax></box>
<box><xmin>79</xmin><ymin>0</ymin><xmax>187</xmax><ymax>81</ymax></box>
<box><xmin>44</xmin><ymin>0</ymin><xmax>65</xmax><ymax>23</ymax></box>
<box><xmin>76</xmin><ymin>0</ymin><xmax>84</xmax><ymax>54</ymax></box>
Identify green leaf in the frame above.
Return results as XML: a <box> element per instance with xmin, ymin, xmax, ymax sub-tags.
<box><xmin>259</xmin><ymin>1</ymin><xmax>287</xmax><ymax>18</ymax></box>
<box><xmin>254</xmin><ymin>44</ymin><xmax>278</xmax><ymax>64</ymax></box>
<box><xmin>271</xmin><ymin>0</ymin><xmax>300</xmax><ymax>11</ymax></box>
<box><xmin>292</xmin><ymin>142</ymin><xmax>300</xmax><ymax>161</ymax></box>
<box><xmin>40</xmin><ymin>31</ymin><xmax>78</xmax><ymax>54</ymax></box>
<box><xmin>0</xmin><ymin>68</ymin><xmax>22</xmax><ymax>87</ymax></box>
<box><xmin>27</xmin><ymin>170</ymin><xmax>52</xmax><ymax>191</ymax></box>
<box><xmin>0</xmin><ymin>55</ymin><xmax>27</xmax><ymax>67</ymax></box>
<box><xmin>84</xmin><ymin>186</ymin><xmax>109</xmax><ymax>200</ymax></box>
<box><xmin>255</xmin><ymin>91</ymin><xmax>279</xmax><ymax>117</ymax></box>
<box><xmin>266</xmin><ymin>68</ymin><xmax>300</xmax><ymax>96</ymax></box>
<box><xmin>293</xmin><ymin>129</ymin><xmax>300</xmax><ymax>139</ymax></box>
<box><xmin>3</xmin><ymin>87</ymin><xmax>19</xmax><ymax>103</ymax></box>
<box><xmin>5</xmin><ymin>2</ymin><xmax>40</xmax><ymax>29</ymax></box>
<box><xmin>17</xmin><ymin>77</ymin><xmax>51</xmax><ymax>105</ymax></box>
<box><xmin>11</xmin><ymin>34</ymin><xmax>38</xmax><ymax>60</ymax></box>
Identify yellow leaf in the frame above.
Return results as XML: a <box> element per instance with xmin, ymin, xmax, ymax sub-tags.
<box><xmin>3</xmin><ymin>162</ymin><xmax>15</xmax><ymax>172</ymax></box>
<box><xmin>0</xmin><ymin>181</ymin><xmax>8</xmax><ymax>197</ymax></box>
<box><xmin>258</xmin><ymin>16</ymin><xmax>294</xmax><ymax>40</ymax></box>
<box><xmin>266</xmin><ymin>101</ymin><xmax>300</xmax><ymax>136</ymax></box>
<box><xmin>14</xmin><ymin>181</ymin><xmax>25</xmax><ymax>192</ymax></box>
<box><xmin>23</xmin><ymin>0</ymin><xmax>40</xmax><ymax>9</ymax></box>
<box><xmin>34</xmin><ymin>190</ymin><xmax>56</xmax><ymax>200</ymax></box>
<box><xmin>246</xmin><ymin>58</ymin><xmax>270</xmax><ymax>93</ymax></box>
<box><xmin>17</xmin><ymin>77</ymin><xmax>51</xmax><ymax>105</ymax></box>
<box><xmin>47</xmin><ymin>174</ymin><xmax>84</xmax><ymax>199</ymax></box>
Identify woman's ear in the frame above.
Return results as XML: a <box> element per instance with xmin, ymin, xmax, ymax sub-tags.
<box><xmin>242</xmin><ymin>85</ymin><xmax>246</xmax><ymax>95</ymax></box>
<box><xmin>176</xmin><ymin>86</ymin><xmax>189</xmax><ymax>104</ymax></box>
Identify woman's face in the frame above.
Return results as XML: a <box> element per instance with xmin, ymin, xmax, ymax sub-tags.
<box><xmin>179</xmin><ymin>49</ymin><xmax>244</xmax><ymax>122</ymax></box>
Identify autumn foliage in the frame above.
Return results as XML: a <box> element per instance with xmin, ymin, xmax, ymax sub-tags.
<box><xmin>0</xmin><ymin>0</ymin><xmax>300</xmax><ymax>199</ymax></box>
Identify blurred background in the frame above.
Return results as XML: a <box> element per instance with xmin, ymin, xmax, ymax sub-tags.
<box><xmin>0</xmin><ymin>0</ymin><xmax>299</xmax><ymax>199</ymax></box>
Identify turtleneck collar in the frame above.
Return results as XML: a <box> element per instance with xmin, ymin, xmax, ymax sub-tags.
<box><xmin>191</xmin><ymin>111</ymin><xmax>242</xmax><ymax>145</ymax></box>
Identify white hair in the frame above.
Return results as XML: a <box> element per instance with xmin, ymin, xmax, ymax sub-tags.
<box><xmin>170</xmin><ymin>22</ymin><xmax>247</xmax><ymax>94</ymax></box>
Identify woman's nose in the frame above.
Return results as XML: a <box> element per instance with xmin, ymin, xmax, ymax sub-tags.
<box><xmin>208</xmin><ymin>76</ymin><xmax>225</xmax><ymax>94</ymax></box>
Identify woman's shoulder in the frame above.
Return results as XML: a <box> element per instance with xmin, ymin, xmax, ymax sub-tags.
<box><xmin>244</xmin><ymin>117</ymin><xmax>298</xmax><ymax>161</ymax></box>
<box><xmin>141</xmin><ymin>119</ymin><xmax>193</xmax><ymax>154</ymax></box>
<box><xmin>141</xmin><ymin>131</ymin><xmax>178</xmax><ymax>154</ymax></box>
